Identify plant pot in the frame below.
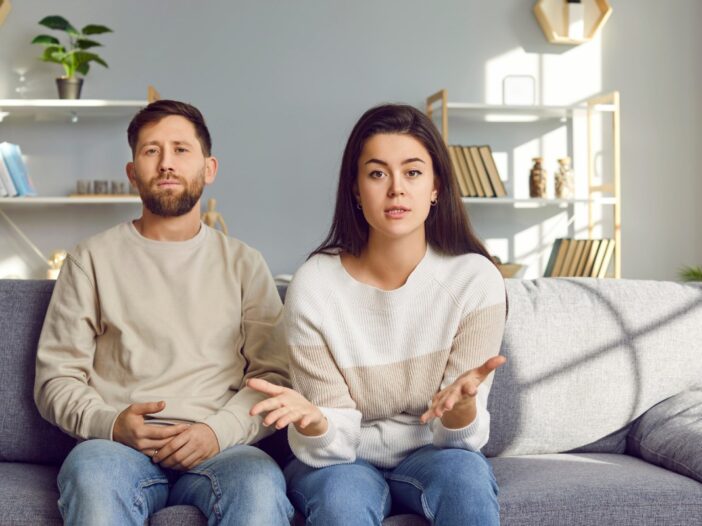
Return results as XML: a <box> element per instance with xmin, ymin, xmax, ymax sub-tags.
<box><xmin>56</xmin><ymin>77</ymin><xmax>83</xmax><ymax>99</ymax></box>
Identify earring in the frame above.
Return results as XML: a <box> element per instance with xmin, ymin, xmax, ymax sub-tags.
<box><xmin>356</xmin><ymin>202</ymin><xmax>362</xmax><ymax>210</ymax></box>
<box><xmin>430</xmin><ymin>197</ymin><xmax>438</xmax><ymax>207</ymax></box>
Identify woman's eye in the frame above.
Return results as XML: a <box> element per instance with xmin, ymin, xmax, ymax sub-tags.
<box><xmin>407</xmin><ymin>170</ymin><xmax>422</xmax><ymax>177</ymax></box>
<box><xmin>369</xmin><ymin>170</ymin><xmax>385</xmax><ymax>179</ymax></box>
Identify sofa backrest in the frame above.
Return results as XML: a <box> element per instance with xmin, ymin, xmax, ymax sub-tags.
<box><xmin>0</xmin><ymin>279</ymin><xmax>76</xmax><ymax>464</ymax></box>
<box><xmin>4</xmin><ymin>277</ymin><xmax>702</xmax><ymax>464</ymax></box>
<box><xmin>484</xmin><ymin>278</ymin><xmax>702</xmax><ymax>457</ymax></box>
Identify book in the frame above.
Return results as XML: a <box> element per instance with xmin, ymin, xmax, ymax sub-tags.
<box><xmin>582</xmin><ymin>239</ymin><xmax>601</xmax><ymax>277</ymax></box>
<box><xmin>0</xmin><ymin>148</ymin><xmax>18</xmax><ymax>197</ymax></box>
<box><xmin>448</xmin><ymin>146</ymin><xmax>469</xmax><ymax>196</ymax></box>
<box><xmin>478</xmin><ymin>145</ymin><xmax>507</xmax><ymax>197</ymax></box>
<box><xmin>454</xmin><ymin>145</ymin><xmax>477</xmax><ymax>196</ymax></box>
<box><xmin>574</xmin><ymin>239</ymin><xmax>593</xmax><ymax>277</ymax></box>
<box><xmin>565</xmin><ymin>240</ymin><xmax>586</xmax><ymax>277</ymax></box>
<box><xmin>544</xmin><ymin>238</ymin><xmax>563</xmax><ymax>277</ymax></box>
<box><xmin>589</xmin><ymin>239</ymin><xmax>610</xmax><ymax>277</ymax></box>
<box><xmin>551</xmin><ymin>238</ymin><xmax>571</xmax><ymax>277</ymax></box>
<box><xmin>0</xmin><ymin>142</ymin><xmax>37</xmax><ymax>196</ymax></box>
<box><xmin>558</xmin><ymin>238</ymin><xmax>579</xmax><ymax>277</ymax></box>
<box><xmin>468</xmin><ymin>146</ymin><xmax>495</xmax><ymax>197</ymax></box>
<box><xmin>597</xmin><ymin>239</ymin><xmax>616</xmax><ymax>278</ymax></box>
<box><xmin>461</xmin><ymin>146</ymin><xmax>485</xmax><ymax>197</ymax></box>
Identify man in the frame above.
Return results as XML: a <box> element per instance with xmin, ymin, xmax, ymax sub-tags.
<box><xmin>34</xmin><ymin>100</ymin><xmax>294</xmax><ymax>525</ymax></box>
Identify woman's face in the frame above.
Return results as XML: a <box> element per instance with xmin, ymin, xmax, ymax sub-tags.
<box><xmin>355</xmin><ymin>133</ymin><xmax>438</xmax><ymax>244</ymax></box>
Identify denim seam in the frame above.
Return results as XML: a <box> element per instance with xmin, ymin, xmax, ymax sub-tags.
<box><xmin>289</xmin><ymin>489</ymin><xmax>309</xmax><ymax>518</ymax></box>
<box><xmin>378</xmin><ymin>484</ymin><xmax>390</xmax><ymax>524</ymax></box>
<box><xmin>385</xmin><ymin>473</ymin><xmax>435</xmax><ymax>522</ymax></box>
<box><xmin>133</xmin><ymin>476</ymin><xmax>170</xmax><ymax>510</ymax></box>
<box><xmin>186</xmin><ymin>468</ymin><xmax>223</xmax><ymax>522</ymax></box>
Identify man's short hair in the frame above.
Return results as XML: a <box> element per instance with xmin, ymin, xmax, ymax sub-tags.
<box><xmin>127</xmin><ymin>100</ymin><xmax>212</xmax><ymax>157</ymax></box>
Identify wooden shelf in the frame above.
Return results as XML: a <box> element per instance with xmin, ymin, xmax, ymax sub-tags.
<box><xmin>0</xmin><ymin>99</ymin><xmax>147</xmax><ymax>122</ymax></box>
<box><xmin>533</xmin><ymin>0</ymin><xmax>612</xmax><ymax>45</ymax></box>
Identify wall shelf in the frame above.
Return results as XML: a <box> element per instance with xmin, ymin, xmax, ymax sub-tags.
<box><xmin>0</xmin><ymin>99</ymin><xmax>147</xmax><ymax>122</ymax></box>
<box><xmin>462</xmin><ymin>197</ymin><xmax>618</xmax><ymax>208</ymax></box>
<box><xmin>0</xmin><ymin>196</ymin><xmax>141</xmax><ymax>206</ymax></box>
<box><xmin>533</xmin><ymin>0</ymin><xmax>613</xmax><ymax>45</ymax></box>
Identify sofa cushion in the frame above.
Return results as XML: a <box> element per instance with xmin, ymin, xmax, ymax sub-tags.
<box><xmin>486</xmin><ymin>278</ymin><xmax>702</xmax><ymax>457</ymax></box>
<box><xmin>0</xmin><ymin>280</ymin><xmax>76</xmax><ymax>464</ymax></box>
<box><xmin>627</xmin><ymin>388</ymin><xmax>702</xmax><ymax>484</ymax></box>
<box><xmin>0</xmin><ymin>462</ymin><xmax>62</xmax><ymax>525</ymax></box>
<box><xmin>491</xmin><ymin>453</ymin><xmax>702</xmax><ymax>525</ymax></box>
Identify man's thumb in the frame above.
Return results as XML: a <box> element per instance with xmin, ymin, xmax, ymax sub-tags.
<box><xmin>130</xmin><ymin>400</ymin><xmax>165</xmax><ymax>415</ymax></box>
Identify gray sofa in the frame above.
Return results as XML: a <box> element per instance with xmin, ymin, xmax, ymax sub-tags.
<box><xmin>1</xmin><ymin>278</ymin><xmax>702</xmax><ymax>525</ymax></box>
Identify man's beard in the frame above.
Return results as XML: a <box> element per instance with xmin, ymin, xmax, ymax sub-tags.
<box><xmin>135</xmin><ymin>170</ymin><xmax>205</xmax><ymax>217</ymax></box>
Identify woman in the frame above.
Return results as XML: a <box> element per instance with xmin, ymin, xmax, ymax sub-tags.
<box><xmin>249</xmin><ymin>104</ymin><xmax>507</xmax><ymax>525</ymax></box>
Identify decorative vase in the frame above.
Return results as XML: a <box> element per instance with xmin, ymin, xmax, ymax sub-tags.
<box><xmin>56</xmin><ymin>77</ymin><xmax>83</xmax><ymax>99</ymax></box>
<box><xmin>529</xmin><ymin>157</ymin><xmax>547</xmax><ymax>198</ymax></box>
<box><xmin>555</xmin><ymin>157</ymin><xmax>575</xmax><ymax>199</ymax></box>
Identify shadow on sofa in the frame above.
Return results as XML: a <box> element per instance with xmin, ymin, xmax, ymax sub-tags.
<box><xmin>1</xmin><ymin>278</ymin><xmax>701</xmax><ymax>525</ymax></box>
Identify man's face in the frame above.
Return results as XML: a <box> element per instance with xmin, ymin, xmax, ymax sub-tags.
<box><xmin>127</xmin><ymin>115</ymin><xmax>216</xmax><ymax>217</ymax></box>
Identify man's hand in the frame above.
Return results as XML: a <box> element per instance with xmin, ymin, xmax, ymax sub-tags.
<box><xmin>248</xmin><ymin>378</ymin><xmax>328</xmax><ymax>437</ymax></box>
<box><xmin>420</xmin><ymin>356</ymin><xmax>507</xmax><ymax>428</ymax></box>
<box><xmin>152</xmin><ymin>423</ymin><xmax>220</xmax><ymax>471</ymax></box>
<box><xmin>113</xmin><ymin>401</ymin><xmax>190</xmax><ymax>455</ymax></box>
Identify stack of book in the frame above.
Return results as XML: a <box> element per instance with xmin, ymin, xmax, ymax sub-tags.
<box><xmin>0</xmin><ymin>142</ymin><xmax>37</xmax><ymax>197</ymax></box>
<box><xmin>544</xmin><ymin>238</ymin><xmax>615</xmax><ymax>278</ymax></box>
<box><xmin>448</xmin><ymin>144</ymin><xmax>507</xmax><ymax>198</ymax></box>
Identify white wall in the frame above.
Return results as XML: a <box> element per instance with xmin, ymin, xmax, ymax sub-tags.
<box><xmin>0</xmin><ymin>0</ymin><xmax>700</xmax><ymax>279</ymax></box>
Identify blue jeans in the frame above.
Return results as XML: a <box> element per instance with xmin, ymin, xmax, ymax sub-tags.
<box><xmin>285</xmin><ymin>445</ymin><xmax>499</xmax><ymax>526</ymax></box>
<box><xmin>58</xmin><ymin>439</ymin><xmax>294</xmax><ymax>526</ymax></box>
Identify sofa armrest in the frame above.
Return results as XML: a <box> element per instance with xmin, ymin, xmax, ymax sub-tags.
<box><xmin>627</xmin><ymin>388</ymin><xmax>702</xmax><ymax>483</ymax></box>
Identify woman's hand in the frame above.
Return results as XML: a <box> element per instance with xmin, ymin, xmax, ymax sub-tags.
<box><xmin>248</xmin><ymin>378</ymin><xmax>328</xmax><ymax>436</ymax></box>
<box><xmin>420</xmin><ymin>355</ymin><xmax>506</xmax><ymax>428</ymax></box>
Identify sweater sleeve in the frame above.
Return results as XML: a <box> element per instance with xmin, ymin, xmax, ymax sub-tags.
<box><xmin>432</xmin><ymin>259</ymin><xmax>506</xmax><ymax>451</ymax></box>
<box><xmin>34</xmin><ymin>255</ymin><xmax>120</xmax><ymax>440</ymax></box>
<box><xmin>284</xmin><ymin>265</ymin><xmax>362</xmax><ymax>467</ymax></box>
<box><xmin>203</xmin><ymin>250</ymin><xmax>291</xmax><ymax>450</ymax></box>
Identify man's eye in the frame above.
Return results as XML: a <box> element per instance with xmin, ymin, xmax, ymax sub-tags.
<box><xmin>144</xmin><ymin>148</ymin><xmax>158</xmax><ymax>155</ymax></box>
<box><xmin>175</xmin><ymin>147</ymin><xmax>188</xmax><ymax>153</ymax></box>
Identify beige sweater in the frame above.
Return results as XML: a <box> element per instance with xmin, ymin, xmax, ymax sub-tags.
<box><xmin>285</xmin><ymin>247</ymin><xmax>506</xmax><ymax>468</ymax></box>
<box><xmin>34</xmin><ymin>222</ymin><xmax>289</xmax><ymax>450</ymax></box>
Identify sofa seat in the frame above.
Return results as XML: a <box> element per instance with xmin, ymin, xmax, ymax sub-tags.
<box><xmin>0</xmin><ymin>463</ymin><xmax>62</xmax><ymax>526</ymax></box>
<box><xmin>492</xmin><ymin>453</ymin><xmax>702</xmax><ymax>525</ymax></box>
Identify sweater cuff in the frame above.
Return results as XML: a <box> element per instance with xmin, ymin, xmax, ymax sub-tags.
<box><xmin>288</xmin><ymin>414</ymin><xmax>337</xmax><ymax>449</ymax></box>
<box><xmin>432</xmin><ymin>409</ymin><xmax>486</xmax><ymax>450</ymax></box>
<box><xmin>90</xmin><ymin>407</ymin><xmax>120</xmax><ymax>440</ymax></box>
<box><xmin>203</xmin><ymin>410</ymin><xmax>247</xmax><ymax>451</ymax></box>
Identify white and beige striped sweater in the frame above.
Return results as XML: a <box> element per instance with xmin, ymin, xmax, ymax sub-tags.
<box><xmin>285</xmin><ymin>247</ymin><xmax>506</xmax><ymax>469</ymax></box>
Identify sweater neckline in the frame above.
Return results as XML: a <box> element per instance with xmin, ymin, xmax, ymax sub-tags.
<box><xmin>125</xmin><ymin>220</ymin><xmax>208</xmax><ymax>250</ymax></box>
<box><xmin>329</xmin><ymin>246</ymin><xmax>437</xmax><ymax>302</ymax></box>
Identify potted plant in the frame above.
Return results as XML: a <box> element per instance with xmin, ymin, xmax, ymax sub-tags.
<box><xmin>31</xmin><ymin>15</ymin><xmax>112</xmax><ymax>99</ymax></box>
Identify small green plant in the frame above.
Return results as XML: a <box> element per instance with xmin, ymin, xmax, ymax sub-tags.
<box><xmin>679</xmin><ymin>265</ymin><xmax>702</xmax><ymax>282</ymax></box>
<box><xmin>31</xmin><ymin>15</ymin><xmax>112</xmax><ymax>78</ymax></box>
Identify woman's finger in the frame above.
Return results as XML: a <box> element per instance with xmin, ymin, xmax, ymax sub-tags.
<box><xmin>247</xmin><ymin>378</ymin><xmax>285</xmax><ymax>396</ymax></box>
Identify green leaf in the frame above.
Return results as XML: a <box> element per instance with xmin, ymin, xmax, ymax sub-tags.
<box><xmin>76</xmin><ymin>38</ymin><xmax>103</xmax><ymax>50</ymax></box>
<box><xmin>74</xmin><ymin>51</ymin><xmax>109</xmax><ymax>69</ymax></box>
<box><xmin>31</xmin><ymin>34</ymin><xmax>61</xmax><ymax>46</ymax></box>
<box><xmin>38</xmin><ymin>15</ymin><xmax>78</xmax><ymax>35</ymax></box>
<box><xmin>82</xmin><ymin>24</ymin><xmax>113</xmax><ymax>35</ymax></box>
<box><xmin>76</xmin><ymin>62</ymin><xmax>91</xmax><ymax>76</ymax></box>
<box><xmin>40</xmin><ymin>46</ymin><xmax>66</xmax><ymax>64</ymax></box>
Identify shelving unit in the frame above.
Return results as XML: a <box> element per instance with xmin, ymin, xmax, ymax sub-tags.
<box><xmin>426</xmin><ymin>89</ymin><xmax>621</xmax><ymax>278</ymax></box>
